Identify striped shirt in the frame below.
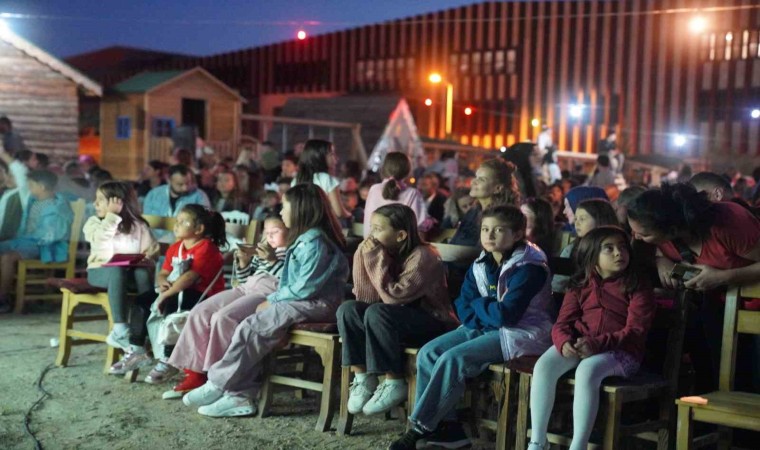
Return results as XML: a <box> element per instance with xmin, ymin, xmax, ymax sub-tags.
<box><xmin>235</xmin><ymin>247</ymin><xmax>287</xmax><ymax>283</ymax></box>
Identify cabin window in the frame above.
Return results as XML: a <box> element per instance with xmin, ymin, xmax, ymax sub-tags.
<box><xmin>116</xmin><ymin>116</ymin><xmax>131</xmax><ymax>139</ymax></box>
<box><xmin>152</xmin><ymin>117</ymin><xmax>175</xmax><ymax>138</ymax></box>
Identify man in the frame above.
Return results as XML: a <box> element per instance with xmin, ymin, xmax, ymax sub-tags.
<box><xmin>143</xmin><ymin>164</ymin><xmax>210</xmax><ymax>218</ymax></box>
<box><xmin>586</xmin><ymin>154</ymin><xmax>617</xmax><ymax>188</ymax></box>
<box><xmin>0</xmin><ymin>116</ymin><xmax>26</xmax><ymax>153</ymax></box>
<box><xmin>419</xmin><ymin>173</ymin><xmax>448</xmax><ymax>224</ymax></box>
<box><xmin>690</xmin><ymin>172</ymin><xmax>733</xmax><ymax>202</ymax></box>
<box><xmin>0</xmin><ymin>147</ymin><xmax>38</xmax><ymax>216</ymax></box>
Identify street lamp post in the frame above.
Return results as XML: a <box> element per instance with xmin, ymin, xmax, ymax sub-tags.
<box><xmin>429</xmin><ymin>73</ymin><xmax>453</xmax><ymax>139</ymax></box>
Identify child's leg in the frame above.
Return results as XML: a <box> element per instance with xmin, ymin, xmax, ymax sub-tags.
<box><xmin>410</xmin><ymin>328</ymin><xmax>502</xmax><ymax>432</ymax></box>
<box><xmin>207</xmin><ymin>298</ymin><xmax>337</xmax><ymax>399</ymax></box>
<box><xmin>363</xmin><ymin>303</ymin><xmax>448</xmax><ymax>376</ymax></box>
<box><xmin>129</xmin><ymin>290</ymin><xmax>161</xmax><ymax>348</ymax></box>
<box><xmin>529</xmin><ymin>346</ymin><xmax>580</xmax><ymax>448</ymax></box>
<box><xmin>569</xmin><ymin>352</ymin><xmax>626</xmax><ymax>450</ymax></box>
<box><xmin>130</xmin><ymin>267</ymin><xmax>154</xmax><ymax>295</ymax></box>
<box><xmin>168</xmin><ymin>287</ymin><xmax>246</xmax><ymax>373</ymax></box>
<box><xmin>87</xmin><ymin>267</ymin><xmax>128</xmax><ymax>322</ymax></box>
<box><xmin>202</xmin><ymin>277</ymin><xmax>277</xmax><ymax>371</ymax></box>
<box><xmin>336</xmin><ymin>300</ymin><xmax>371</xmax><ymax>371</ymax></box>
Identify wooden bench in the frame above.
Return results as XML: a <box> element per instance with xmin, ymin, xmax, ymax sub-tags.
<box><xmin>257</xmin><ymin>322</ymin><xmax>341</xmax><ymax>432</ymax></box>
<box><xmin>675</xmin><ymin>282</ymin><xmax>760</xmax><ymax>449</ymax></box>
<box><xmin>49</xmin><ymin>278</ymin><xmax>118</xmax><ymax>374</ymax></box>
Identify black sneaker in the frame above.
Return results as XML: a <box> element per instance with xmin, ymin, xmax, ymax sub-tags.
<box><xmin>388</xmin><ymin>428</ymin><xmax>429</xmax><ymax>450</ymax></box>
<box><xmin>420</xmin><ymin>421</ymin><xmax>472</xmax><ymax>449</ymax></box>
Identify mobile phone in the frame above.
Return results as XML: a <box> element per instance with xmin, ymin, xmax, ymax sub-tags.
<box><xmin>237</xmin><ymin>243</ymin><xmax>257</xmax><ymax>251</ymax></box>
<box><xmin>670</xmin><ymin>263</ymin><xmax>701</xmax><ymax>282</ymax></box>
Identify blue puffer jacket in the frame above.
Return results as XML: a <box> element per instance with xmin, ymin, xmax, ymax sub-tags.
<box><xmin>17</xmin><ymin>194</ymin><xmax>74</xmax><ymax>262</ymax></box>
<box><xmin>142</xmin><ymin>185</ymin><xmax>210</xmax><ymax>217</ymax></box>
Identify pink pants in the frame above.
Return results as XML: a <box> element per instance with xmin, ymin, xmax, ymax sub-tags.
<box><xmin>168</xmin><ymin>272</ymin><xmax>279</xmax><ymax>373</ymax></box>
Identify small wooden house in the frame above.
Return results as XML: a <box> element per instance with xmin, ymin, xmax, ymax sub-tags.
<box><xmin>100</xmin><ymin>67</ymin><xmax>244</xmax><ymax>179</ymax></box>
<box><xmin>0</xmin><ymin>24</ymin><xmax>101</xmax><ymax>160</ymax></box>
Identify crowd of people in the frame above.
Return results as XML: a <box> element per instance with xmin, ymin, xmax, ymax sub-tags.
<box><xmin>1</xmin><ymin>115</ymin><xmax>759</xmax><ymax>449</ymax></box>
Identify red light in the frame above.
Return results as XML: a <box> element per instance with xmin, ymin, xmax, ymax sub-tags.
<box><xmin>464</xmin><ymin>107</ymin><xmax>473</xmax><ymax>116</ymax></box>
<box><xmin>297</xmin><ymin>30</ymin><xmax>307</xmax><ymax>40</ymax></box>
<box><xmin>424</xmin><ymin>98</ymin><xmax>433</xmax><ymax>106</ymax></box>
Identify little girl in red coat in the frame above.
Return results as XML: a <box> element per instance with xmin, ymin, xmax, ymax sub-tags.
<box><xmin>528</xmin><ymin>226</ymin><xmax>655</xmax><ymax>450</ymax></box>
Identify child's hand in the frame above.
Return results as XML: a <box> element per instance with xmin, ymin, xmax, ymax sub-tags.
<box><xmin>157</xmin><ymin>279</ymin><xmax>172</xmax><ymax>293</ymax></box>
<box><xmin>255</xmin><ymin>301</ymin><xmax>270</xmax><ymax>313</ymax></box>
<box><xmin>107</xmin><ymin>197</ymin><xmax>123</xmax><ymax>215</ymax></box>
<box><xmin>573</xmin><ymin>338</ymin><xmax>593</xmax><ymax>358</ymax></box>
<box><xmin>561</xmin><ymin>341</ymin><xmax>579</xmax><ymax>358</ymax></box>
<box><xmin>255</xmin><ymin>242</ymin><xmax>276</xmax><ymax>263</ymax></box>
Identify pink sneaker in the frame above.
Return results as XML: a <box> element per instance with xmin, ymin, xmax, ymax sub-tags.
<box><xmin>109</xmin><ymin>352</ymin><xmax>152</xmax><ymax>375</ymax></box>
<box><xmin>144</xmin><ymin>361</ymin><xmax>179</xmax><ymax>384</ymax></box>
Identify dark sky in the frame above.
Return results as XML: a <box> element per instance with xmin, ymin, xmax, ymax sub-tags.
<box><xmin>1</xmin><ymin>0</ymin><xmax>481</xmax><ymax>58</ymax></box>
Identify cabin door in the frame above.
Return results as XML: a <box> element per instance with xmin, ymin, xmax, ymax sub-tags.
<box><xmin>182</xmin><ymin>98</ymin><xmax>206</xmax><ymax>139</ymax></box>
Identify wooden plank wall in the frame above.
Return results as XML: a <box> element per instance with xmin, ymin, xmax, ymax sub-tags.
<box><xmin>160</xmin><ymin>0</ymin><xmax>759</xmax><ymax>160</ymax></box>
<box><xmin>0</xmin><ymin>39</ymin><xmax>79</xmax><ymax>161</ymax></box>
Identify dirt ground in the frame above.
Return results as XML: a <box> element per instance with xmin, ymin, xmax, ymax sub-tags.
<box><xmin>0</xmin><ymin>311</ymin><xmax>497</xmax><ymax>450</ymax></box>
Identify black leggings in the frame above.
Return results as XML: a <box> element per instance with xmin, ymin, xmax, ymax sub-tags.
<box><xmin>128</xmin><ymin>289</ymin><xmax>203</xmax><ymax>355</ymax></box>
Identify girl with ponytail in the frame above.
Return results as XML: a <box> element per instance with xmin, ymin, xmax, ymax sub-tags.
<box><xmin>362</xmin><ymin>152</ymin><xmax>432</xmax><ymax>238</ymax></box>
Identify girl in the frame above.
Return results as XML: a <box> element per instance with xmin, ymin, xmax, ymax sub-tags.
<box><xmin>449</xmin><ymin>158</ymin><xmax>520</xmax><ymax>246</ymax></box>
<box><xmin>362</xmin><ymin>152</ymin><xmax>431</xmax><ymax>238</ymax></box>
<box><xmin>182</xmin><ymin>183</ymin><xmax>349</xmax><ymax>417</ymax></box>
<box><xmin>84</xmin><ymin>181</ymin><xmax>157</xmax><ymax>351</ymax></box>
<box><xmin>294</xmin><ymin>139</ymin><xmax>350</xmax><ymax>219</ymax></box>
<box><xmin>161</xmin><ymin>214</ymin><xmax>288</xmax><ymax>399</ymax></box>
<box><xmin>529</xmin><ymin>226</ymin><xmax>655</xmax><ymax>450</ymax></box>
<box><xmin>521</xmin><ymin>197</ymin><xmax>557</xmax><ymax>256</ymax></box>
<box><xmin>552</xmin><ymin>198</ymin><xmax>619</xmax><ymax>293</ymax></box>
<box><xmin>210</xmin><ymin>170</ymin><xmax>249</xmax><ymax>213</ymax></box>
<box><xmin>339</xmin><ymin>204</ymin><xmax>457</xmax><ymax>416</ymax></box>
<box><xmin>389</xmin><ymin>206</ymin><xmax>555</xmax><ymax>450</ymax></box>
<box><xmin>109</xmin><ymin>205</ymin><xmax>227</xmax><ymax>383</ymax></box>
<box><xmin>441</xmin><ymin>188</ymin><xmax>475</xmax><ymax>230</ymax></box>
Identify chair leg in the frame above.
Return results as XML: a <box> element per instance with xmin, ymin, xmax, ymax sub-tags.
<box><xmin>676</xmin><ymin>404</ymin><xmax>693</xmax><ymax>450</ymax></box>
<box><xmin>603</xmin><ymin>393</ymin><xmax>623</xmax><ymax>450</ymax></box>
<box><xmin>55</xmin><ymin>291</ymin><xmax>73</xmax><ymax>367</ymax></box>
<box><xmin>14</xmin><ymin>263</ymin><xmax>26</xmax><ymax>314</ymax></box>
<box><xmin>336</xmin><ymin>365</ymin><xmax>354</xmax><ymax>436</ymax></box>
<box><xmin>405</xmin><ymin>353</ymin><xmax>418</xmax><ymax>421</ymax></box>
<box><xmin>314</xmin><ymin>339</ymin><xmax>340</xmax><ymax>432</ymax></box>
<box><xmin>257</xmin><ymin>356</ymin><xmax>275</xmax><ymax>419</ymax></box>
<box><xmin>495</xmin><ymin>371</ymin><xmax>515</xmax><ymax>450</ymax></box>
<box><xmin>657</xmin><ymin>397</ymin><xmax>672</xmax><ymax>450</ymax></box>
<box><xmin>515</xmin><ymin>374</ymin><xmax>531</xmax><ymax>450</ymax></box>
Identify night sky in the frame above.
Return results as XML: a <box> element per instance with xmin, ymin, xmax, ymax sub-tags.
<box><xmin>1</xmin><ymin>0</ymin><xmax>480</xmax><ymax>58</ymax></box>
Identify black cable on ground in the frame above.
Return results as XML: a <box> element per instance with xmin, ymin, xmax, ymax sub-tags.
<box><xmin>23</xmin><ymin>363</ymin><xmax>55</xmax><ymax>450</ymax></box>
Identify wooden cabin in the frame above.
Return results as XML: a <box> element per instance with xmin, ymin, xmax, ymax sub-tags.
<box><xmin>100</xmin><ymin>67</ymin><xmax>244</xmax><ymax>179</ymax></box>
<box><xmin>0</xmin><ymin>25</ymin><xmax>101</xmax><ymax>160</ymax></box>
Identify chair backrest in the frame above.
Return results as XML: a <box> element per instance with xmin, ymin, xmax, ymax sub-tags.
<box><xmin>720</xmin><ymin>282</ymin><xmax>760</xmax><ymax>391</ymax></box>
<box><xmin>221</xmin><ymin>210</ymin><xmax>251</xmax><ymax>226</ymax></box>
<box><xmin>432</xmin><ymin>243</ymin><xmax>480</xmax><ymax>264</ymax></box>
<box><xmin>245</xmin><ymin>220</ymin><xmax>262</xmax><ymax>244</ymax></box>
<box><xmin>142</xmin><ymin>214</ymin><xmax>166</xmax><ymax>229</ymax></box>
<box><xmin>67</xmin><ymin>199</ymin><xmax>87</xmax><ymax>262</ymax></box>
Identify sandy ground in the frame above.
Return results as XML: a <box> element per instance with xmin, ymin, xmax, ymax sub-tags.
<box><xmin>0</xmin><ymin>311</ymin><xmax>497</xmax><ymax>450</ymax></box>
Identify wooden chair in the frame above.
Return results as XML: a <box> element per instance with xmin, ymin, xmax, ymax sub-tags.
<box><xmin>514</xmin><ymin>289</ymin><xmax>689</xmax><ymax>450</ymax></box>
<box><xmin>221</xmin><ymin>210</ymin><xmax>251</xmax><ymax>225</ymax></box>
<box><xmin>245</xmin><ymin>220</ymin><xmax>262</xmax><ymax>244</ymax></box>
<box><xmin>675</xmin><ymin>282</ymin><xmax>760</xmax><ymax>450</ymax></box>
<box><xmin>257</xmin><ymin>323</ymin><xmax>342</xmax><ymax>432</ymax></box>
<box><xmin>49</xmin><ymin>278</ymin><xmax>118</xmax><ymax>374</ymax></box>
<box><xmin>14</xmin><ymin>199</ymin><xmax>87</xmax><ymax>313</ymax></box>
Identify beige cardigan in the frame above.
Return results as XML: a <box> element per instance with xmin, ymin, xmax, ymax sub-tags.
<box><xmin>83</xmin><ymin>212</ymin><xmax>157</xmax><ymax>269</ymax></box>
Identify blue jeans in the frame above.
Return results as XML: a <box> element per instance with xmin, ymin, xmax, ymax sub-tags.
<box><xmin>410</xmin><ymin>326</ymin><xmax>503</xmax><ymax>431</ymax></box>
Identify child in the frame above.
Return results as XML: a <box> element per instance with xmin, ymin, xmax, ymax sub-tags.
<box><xmin>441</xmin><ymin>188</ymin><xmax>474</xmax><ymax>230</ymax></box>
<box><xmin>183</xmin><ymin>183</ymin><xmax>349</xmax><ymax>417</ymax></box>
<box><xmin>339</xmin><ymin>204</ymin><xmax>457</xmax><ymax>416</ymax></box>
<box><xmin>85</xmin><ymin>181</ymin><xmax>158</xmax><ymax>349</ymax></box>
<box><xmin>252</xmin><ymin>190</ymin><xmax>281</xmax><ymax>221</ymax></box>
<box><xmin>108</xmin><ymin>205</ymin><xmax>227</xmax><ymax>383</ymax></box>
<box><xmin>521</xmin><ymin>197</ymin><xmax>558</xmax><ymax>256</ymax></box>
<box><xmin>0</xmin><ymin>170</ymin><xmax>73</xmax><ymax>307</ymax></box>
<box><xmin>362</xmin><ymin>152</ymin><xmax>431</xmax><ymax>238</ymax></box>
<box><xmin>293</xmin><ymin>139</ymin><xmax>350</xmax><ymax>219</ymax></box>
<box><xmin>161</xmin><ymin>214</ymin><xmax>288</xmax><ymax>399</ymax></box>
<box><xmin>528</xmin><ymin>226</ymin><xmax>655</xmax><ymax>450</ymax></box>
<box><xmin>552</xmin><ymin>198</ymin><xmax>618</xmax><ymax>294</ymax></box>
<box><xmin>210</xmin><ymin>170</ymin><xmax>249</xmax><ymax>213</ymax></box>
<box><xmin>389</xmin><ymin>205</ymin><xmax>555</xmax><ymax>450</ymax></box>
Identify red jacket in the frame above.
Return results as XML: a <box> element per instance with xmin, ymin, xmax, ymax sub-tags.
<box><xmin>551</xmin><ymin>274</ymin><xmax>655</xmax><ymax>361</ymax></box>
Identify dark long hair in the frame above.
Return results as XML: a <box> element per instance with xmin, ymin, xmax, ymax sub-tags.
<box><xmin>523</xmin><ymin>197</ymin><xmax>555</xmax><ymax>254</ymax></box>
<box><xmin>179</xmin><ymin>204</ymin><xmax>228</xmax><ymax>249</ymax></box>
<box><xmin>381</xmin><ymin>152</ymin><xmax>412</xmax><ymax>200</ymax></box>
<box><xmin>284</xmin><ymin>183</ymin><xmax>346</xmax><ymax>249</ymax></box>
<box><xmin>97</xmin><ymin>181</ymin><xmax>148</xmax><ymax>235</ymax></box>
<box><xmin>372</xmin><ymin>204</ymin><xmax>425</xmax><ymax>259</ymax></box>
<box><xmin>480</xmin><ymin>158</ymin><xmax>521</xmax><ymax>206</ymax></box>
<box><xmin>569</xmin><ymin>226</ymin><xmax>640</xmax><ymax>294</ymax></box>
<box><xmin>627</xmin><ymin>183</ymin><xmax>715</xmax><ymax>241</ymax></box>
<box><xmin>296</xmin><ymin>139</ymin><xmax>332</xmax><ymax>185</ymax></box>
<box><xmin>575</xmin><ymin>199</ymin><xmax>619</xmax><ymax>230</ymax></box>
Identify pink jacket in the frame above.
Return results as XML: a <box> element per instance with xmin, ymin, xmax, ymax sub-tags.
<box><xmin>363</xmin><ymin>179</ymin><xmax>432</xmax><ymax>237</ymax></box>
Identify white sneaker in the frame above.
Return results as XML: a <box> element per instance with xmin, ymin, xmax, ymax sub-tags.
<box><xmin>182</xmin><ymin>382</ymin><xmax>224</xmax><ymax>407</ymax></box>
<box><xmin>362</xmin><ymin>380</ymin><xmax>408</xmax><ymax>416</ymax></box>
<box><xmin>197</xmin><ymin>393</ymin><xmax>256</xmax><ymax>417</ymax></box>
<box><xmin>105</xmin><ymin>328</ymin><xmax>131</xmax><ymax>351</ymax></box>
<box><xmin>347</xmin><ymin>375</ymin><xmax>378</xmax><ymax>414</ymax></box>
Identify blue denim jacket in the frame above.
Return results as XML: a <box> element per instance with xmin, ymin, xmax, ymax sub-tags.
<box><xmin>17</xmin><ymin>193</ymin><xmax>74</xmax><ymax>262</ymax></box>
<box><xmin>268</xmin><ymin>228</ymin><xmax>349</xmax><ymax>304</ymax></box>
<box><xmin>142</xmin><ymin>185</ymin><xmax>210</xmax><ymax>217</ymax></box>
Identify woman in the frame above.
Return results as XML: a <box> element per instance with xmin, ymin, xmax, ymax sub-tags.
<box><xmin>294</xmin><ymin>139</ymin><xmax>350</xmax><ymax>220</ymax></box>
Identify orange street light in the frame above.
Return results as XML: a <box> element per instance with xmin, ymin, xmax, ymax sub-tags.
<box><xmin>428</xmin><ymin>73</ymin><xmax>454</xmax><ymax>137</ymax></box>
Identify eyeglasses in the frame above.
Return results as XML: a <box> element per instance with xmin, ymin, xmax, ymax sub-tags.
<box><xmin>176</xmin><ymin>220</ymin><xmax>195</xmax><ymax>227</ymax></box>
